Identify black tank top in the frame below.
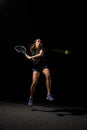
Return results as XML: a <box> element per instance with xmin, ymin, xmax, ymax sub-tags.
<box><xmin>30</xmin><ymin>47</ymin><xmax>47</xmax><ymax>66</ymax></box>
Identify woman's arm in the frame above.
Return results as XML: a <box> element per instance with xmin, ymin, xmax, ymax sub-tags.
<box><xmin>25</xmin><ymin>49</ymin><xmax>44</xmax><ymax>60</ymax></box>
<box><xmin>31</xmin><ymin>49</ymin><xmax>44</xmax><ymax>58</ymax></box>
<box><xmin>25</xmin><ymin>54</ymin><xmax>31</xmax><ymax>59</ymax></box>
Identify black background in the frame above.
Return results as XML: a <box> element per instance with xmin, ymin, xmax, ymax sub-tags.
<box><xmin>0</xmin><ymin>0</ymin><xmax>82</xmax><ymax>106</ymax></box>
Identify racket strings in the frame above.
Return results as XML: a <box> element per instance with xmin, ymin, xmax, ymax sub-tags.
<box><xmin>15</xmin><ymin>46</ymin><xmax>26</xmax><ymax>54</ymax></box>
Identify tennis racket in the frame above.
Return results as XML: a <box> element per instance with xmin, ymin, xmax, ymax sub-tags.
<box><xmin>14</xmin><ymin>45</ymin><xmax>27</xmax><ymax>55</ymax></box>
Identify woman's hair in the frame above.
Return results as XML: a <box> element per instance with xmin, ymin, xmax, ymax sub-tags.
<box><xmin>29</xmin><ymin>43</ymin><xmax>36</xmax><ymax>52</ymax></box>
<box><xmin>29</xmin><ymin>39</ymin><xmax>43</xmax><ymax>52</ymax></box>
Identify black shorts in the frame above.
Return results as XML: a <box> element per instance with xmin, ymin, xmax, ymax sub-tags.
<box><xmin>32</xmin><ymin>65</ymin><xmax>48</xmax><ymax>72</ymax></box>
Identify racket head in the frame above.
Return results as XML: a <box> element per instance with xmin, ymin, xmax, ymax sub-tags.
<box><xmin>14</xmin><ymin>45</ymin><xmax>26</xmax><ymax>55</ymax></box>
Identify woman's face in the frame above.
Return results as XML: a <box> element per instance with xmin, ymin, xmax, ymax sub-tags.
<box><xmin>35</xmin><ymin>39</ymin><xmax>42</xmax><ymax>48</ymax></box>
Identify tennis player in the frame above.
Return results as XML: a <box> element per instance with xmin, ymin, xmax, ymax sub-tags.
<box><xmin>25</xmin><ymin>38</ymin><xmax>54</xmax><ymax>106</ymax></box>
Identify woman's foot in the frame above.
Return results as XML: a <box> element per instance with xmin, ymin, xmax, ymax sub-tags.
<box><xmin>46</xmin><ymin>94</ymin><xmax>54</xmax><ymax>101</ymax></box>
<box><xmin>28</xmin><ymin>98</ymin><xmax>33</xmax><ymax>106</ymax></box>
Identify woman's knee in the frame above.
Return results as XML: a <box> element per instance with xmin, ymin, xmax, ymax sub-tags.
<box><xmin>45</xmin><ymin>72</ymin><xmax>51</xmax><ymax>79</ymax></box>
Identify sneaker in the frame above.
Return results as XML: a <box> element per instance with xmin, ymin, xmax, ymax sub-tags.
<box><xmin>46</xmin><ymin>94</ymin><xmax>54</xmax><ymax>101</ymax></box>
<box><xmin>28</xmin><ymin>98</ymin><xmax>33</xmax><ymax>106</ymax></box>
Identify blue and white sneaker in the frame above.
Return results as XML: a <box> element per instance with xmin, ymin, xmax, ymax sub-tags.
<box><xmin>28</xmin><ymin>98</ymin><xmax>33</xmax><ymax>106</ymax></box>
<box><xmin>46</xmin><ymin>94</ymin><xmax>54</xmax><ymax>101</ymax></box>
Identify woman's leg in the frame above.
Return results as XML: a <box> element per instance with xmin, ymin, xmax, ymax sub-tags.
<box><xmin>42</xmin><ymin>68</ymin><xmax>51</xmax><ymax>95</ymax></box>
<box><xmin>28</xmin><ymin>71</ymin><xmax>40</xmax><ymax>106</ymax></box>
<box><xmin>29</xmin><ymin>71</ymin><xmax>40</xmax><ymax>98</ymax></box>
<box><xmin>42</xmin><ymin>68</ymin><xmax>54</xmax><ymax>100</ymax></box>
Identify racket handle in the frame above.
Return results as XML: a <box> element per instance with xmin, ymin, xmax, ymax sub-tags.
<box><xmin>25</xmin><ymin>54</ymin><xmax>31</xmax><ymax>59</ymax></box>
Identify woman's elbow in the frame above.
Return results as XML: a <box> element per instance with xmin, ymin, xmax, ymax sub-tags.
<box><xmin>40</xmin><ymin>53</ymin><xmax>44</xmax><ymax>57</ymax></box>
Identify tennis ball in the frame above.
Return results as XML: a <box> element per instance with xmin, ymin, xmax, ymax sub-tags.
<box><xmin>65</xmin><ymin>50</ymin><xmax>70</xmax><ymax>55</ymax></box>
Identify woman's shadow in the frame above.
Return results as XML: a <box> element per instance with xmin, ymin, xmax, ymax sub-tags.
<box><xmin>30</xmin><ymin>105</ymin><xmax>87</xmax><ymax>117</ymax></box>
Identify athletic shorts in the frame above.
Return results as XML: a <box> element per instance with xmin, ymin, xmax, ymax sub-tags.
<box><xmin>32</xmin><ymin>65</ymin><xmax>48</xmax><ymax>72</ymax></box>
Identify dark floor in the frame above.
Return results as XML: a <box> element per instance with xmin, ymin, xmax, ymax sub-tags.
<box><xmin>0</xmin><ymin>101</ymin><xmax>87</xmax><ymax>130</ymax></box>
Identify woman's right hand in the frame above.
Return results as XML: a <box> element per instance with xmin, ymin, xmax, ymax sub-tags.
<box><xmin>25</xmin><ymin>54</ymin><xmax>31</xmax><ymax>59</ymax></box>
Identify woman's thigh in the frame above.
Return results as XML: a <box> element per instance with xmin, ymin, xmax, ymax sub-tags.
<box><xmin>32</xmin><ymin>71</ymin><xmax>40</xmax><ymax>83</ymax></box>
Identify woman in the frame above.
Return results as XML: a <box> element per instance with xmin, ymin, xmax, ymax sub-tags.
<box><xmin>25</xmin><ymin>38</ymin><xmax>54</xmax><ymax>106</ymax></box>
